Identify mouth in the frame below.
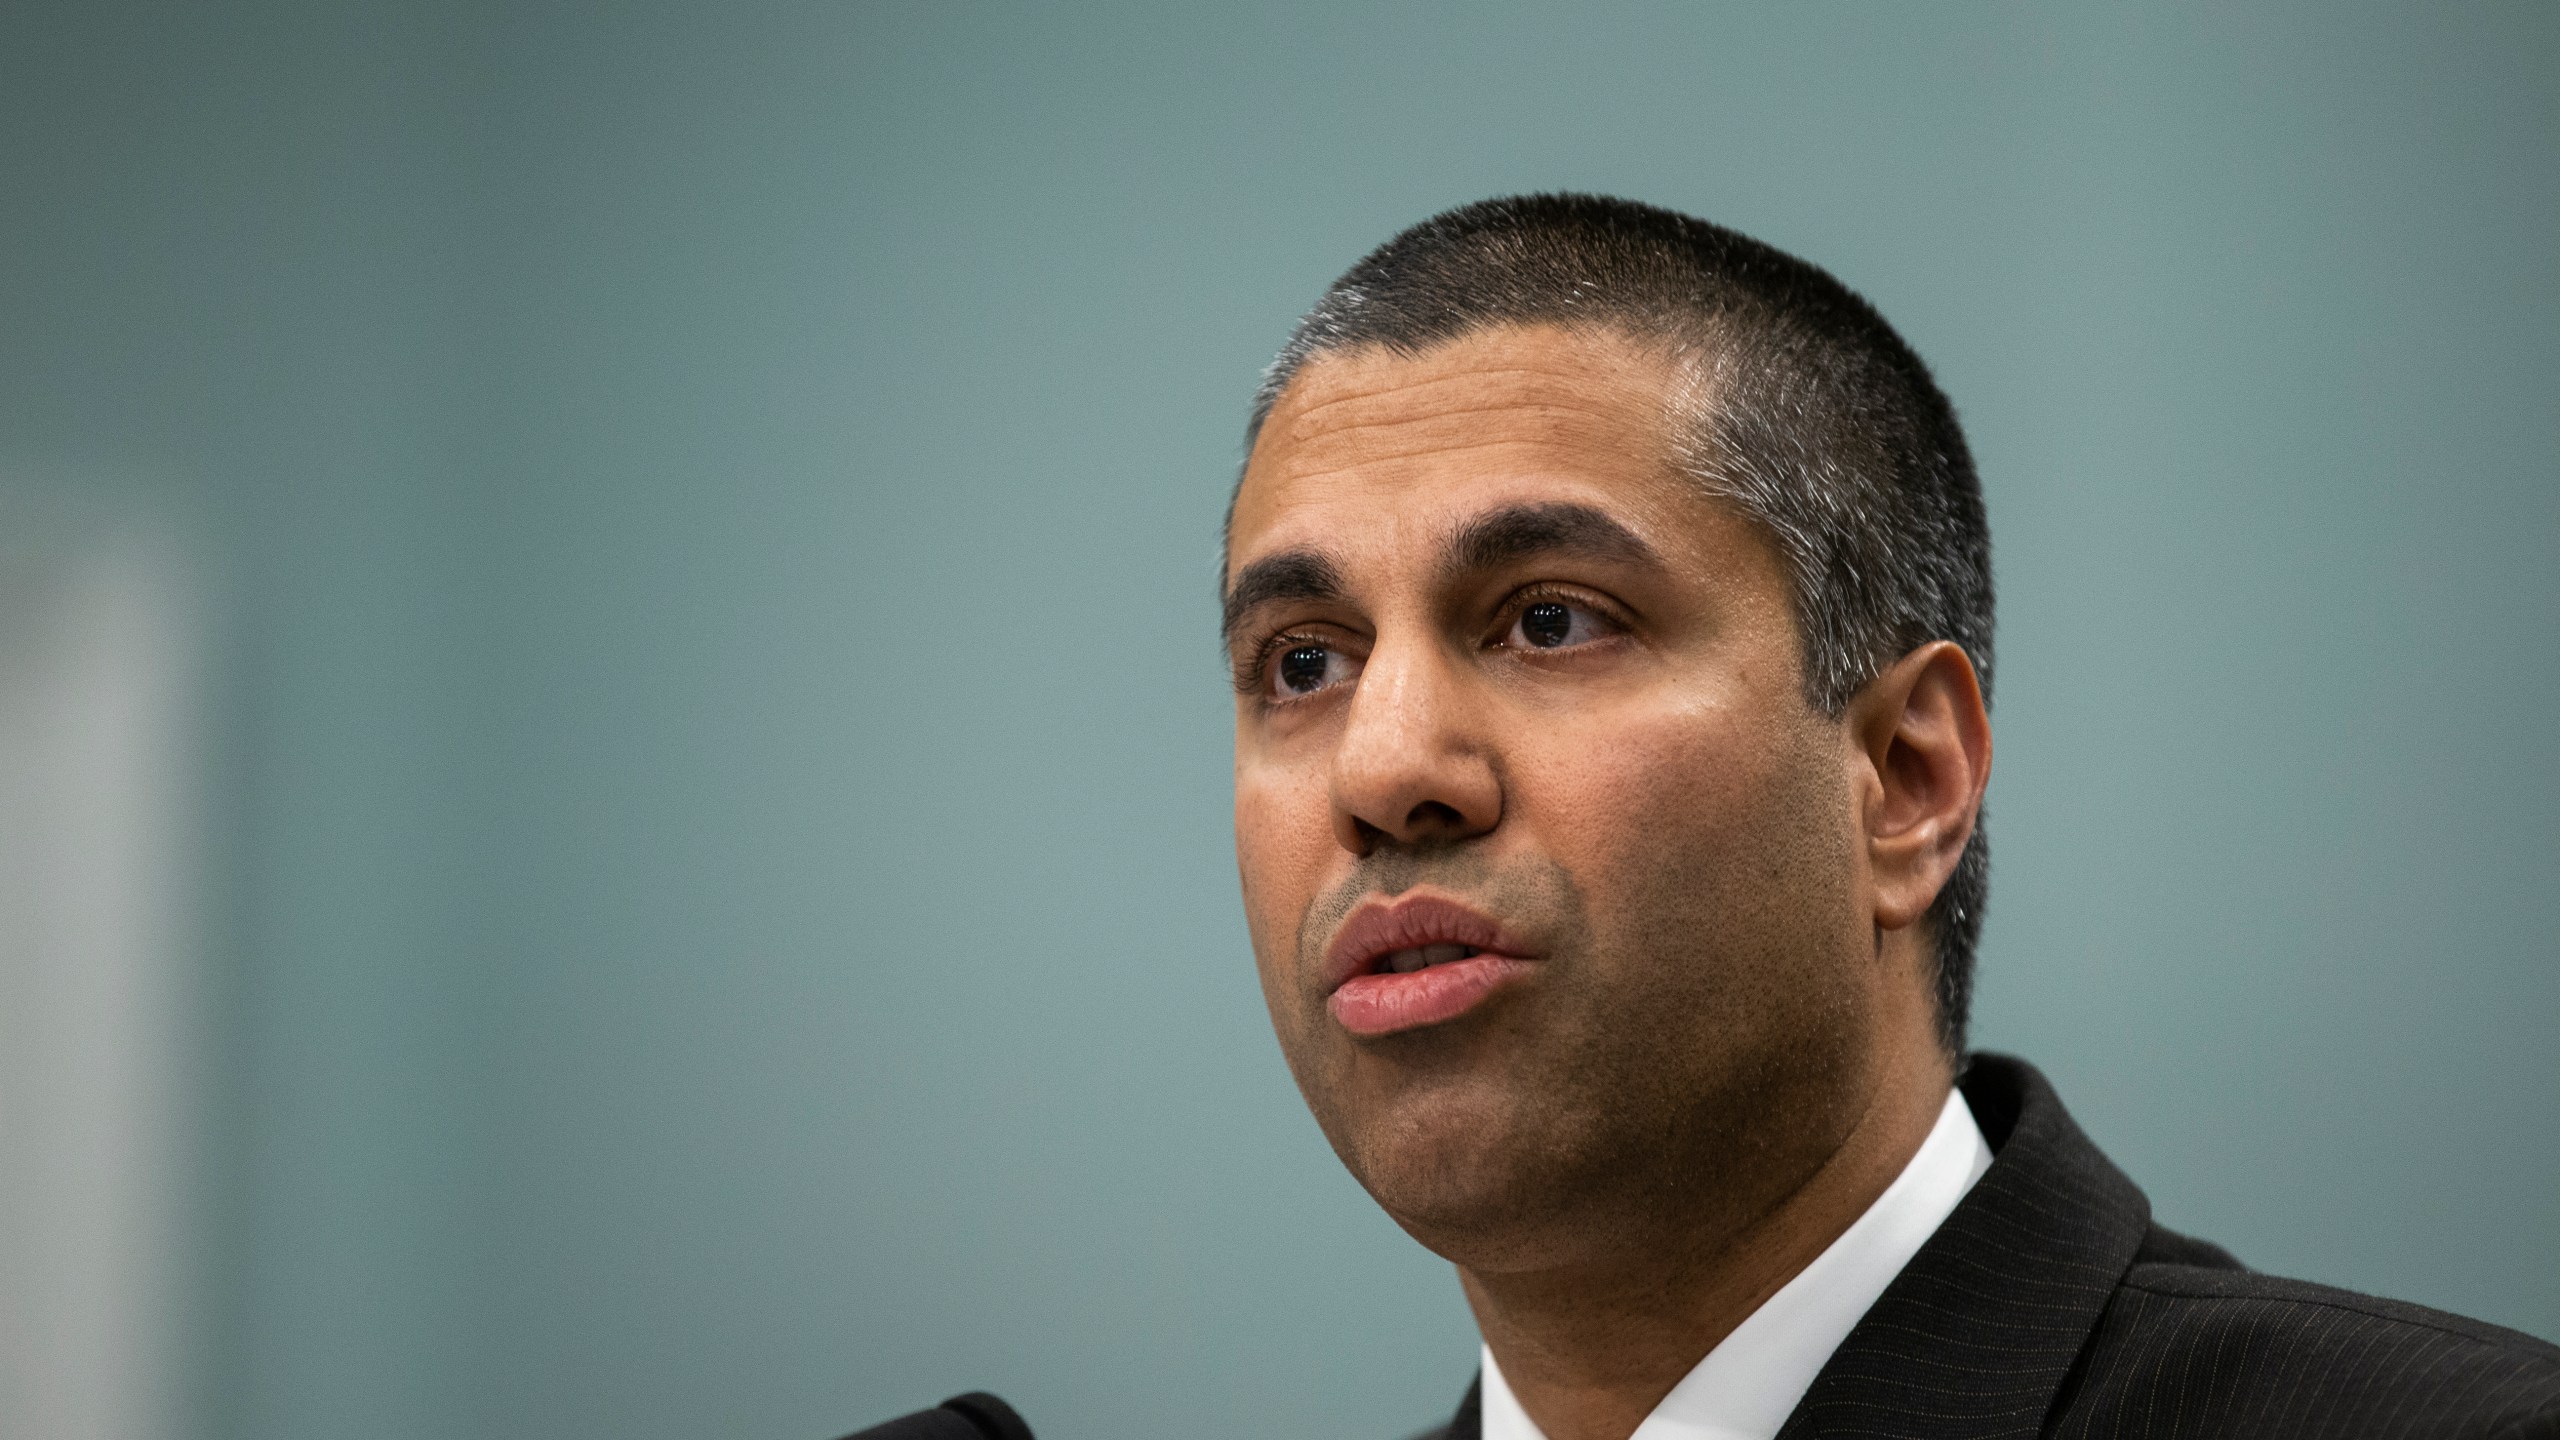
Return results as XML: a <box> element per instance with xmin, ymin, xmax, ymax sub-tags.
<box><xmin>1374</xmin><ymin>941</ymin><xmax>1486</xmax><ymax>974</ymax></box>
<box><xmin>1321</xmin><ymin>892</ymin><xmax>1537</xmax><ymax>1037</ymax></box>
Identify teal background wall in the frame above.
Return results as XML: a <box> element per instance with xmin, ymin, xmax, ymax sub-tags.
<box><xmin>3</xmin><ymin>4</ymin><xmax>2554</xmax><ymax>1439</ymax></box>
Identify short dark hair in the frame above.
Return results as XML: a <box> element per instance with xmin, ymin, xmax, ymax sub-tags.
<box><xmin>1241</xmin><ymin>193</ymin><xmax>1994</xmax><ymax>1056</ymax></box>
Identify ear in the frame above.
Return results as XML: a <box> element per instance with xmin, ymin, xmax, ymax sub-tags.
<box><xmin>1846</xmin><ymin>641</ymin><xmax>1991</xmax><ymax>934</ymax></box>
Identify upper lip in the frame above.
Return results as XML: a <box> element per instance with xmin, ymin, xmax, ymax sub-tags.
<box><xmin>1319</xmin><ymin>892</ymin><xmax>1530</xmax><ymax>994</ymax></box>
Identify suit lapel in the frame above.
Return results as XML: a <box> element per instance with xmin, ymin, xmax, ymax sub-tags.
<box><xmin>1771</xmin><ymin>1054</ymin><xmax>2151</xmax><ymax>1440</ymax></box>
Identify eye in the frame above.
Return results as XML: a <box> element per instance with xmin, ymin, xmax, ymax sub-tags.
<box><xmin>1265</xmin><ymin>640</ymin><xmax>1360</xmax><ymax>700</ymax></box>
<box><xmin>1503</xmin><ymin>597</ymin><xmax>1613</xmax><ymax>650</ymax></box>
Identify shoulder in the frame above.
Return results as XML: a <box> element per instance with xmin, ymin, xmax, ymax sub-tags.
<box><xmin>2054</xmin><ymin>1238</ymin><xmax>2560</xmax><ymax>1439</ymax></box>
<box><xmin>2116</xmin><ymin>1260</ymin><xmax>2560</xmax><ymax>1361</ymax></box>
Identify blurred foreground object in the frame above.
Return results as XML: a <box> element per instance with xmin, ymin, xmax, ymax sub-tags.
<box><xmin>836</xmin><ymin>1391</ymin><xmax>1034</xmax><ymax>1440</ymax></box>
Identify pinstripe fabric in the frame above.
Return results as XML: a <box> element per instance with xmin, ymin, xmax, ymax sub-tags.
<box><xmin>1409</xmin><ymin>1056</ymin><xmax>2560</xmax><ymax>1440</ymax></box>
<box><xmin>2047</xmin><ymin>1266</ymin><xmax>2560</xmax><ymax>1439</ymax></box>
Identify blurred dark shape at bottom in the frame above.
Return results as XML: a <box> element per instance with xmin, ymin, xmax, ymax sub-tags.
<box><xmin>836</xmin><ymin>1391</ymin><xmax>1034</xmax><ymax>1440</ymax></box>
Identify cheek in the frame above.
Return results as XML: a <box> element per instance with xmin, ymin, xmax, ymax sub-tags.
<box><xmin>1516</xmin><ymin>697</ymin><xmax>1856</xmax><ymax>971</ymax></box>
<box><xmin>1520</xmin><ymin>701</ymin><xmax>1781</xmax><ymax>859</ymax></box>
<box><xmin>1233</xmin><ymin>761</ymin><xmax>1332</xmax><ymax>978</ymax></box>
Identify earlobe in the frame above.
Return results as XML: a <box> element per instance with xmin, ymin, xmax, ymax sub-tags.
<box><xmin>1853</xmin><ymin>642</ymin><xmax>1991</xmax><ymax>933</ymax></box>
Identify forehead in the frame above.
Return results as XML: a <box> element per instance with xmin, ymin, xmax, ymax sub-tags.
<box><xmin>1230</xmin><ymin>324</ymin><xmax>1702</xmax><ymax>568</ymax></box>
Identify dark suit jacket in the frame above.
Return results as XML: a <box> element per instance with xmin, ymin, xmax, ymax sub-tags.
<box><xmin>1418</xmin><ymin>1054</ymin><xmax>2560</xmax><ymax>1440</ymax></box>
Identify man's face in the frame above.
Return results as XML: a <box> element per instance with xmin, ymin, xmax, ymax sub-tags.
<box><xmin>1226</xmin><ymin>324</ymin><xmax>1891</xmax><ymax>1271</ymax></box>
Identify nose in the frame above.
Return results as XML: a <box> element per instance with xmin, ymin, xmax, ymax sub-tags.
<box><xmin>1329</xmin><ymin>634</ymin><xmax>1502</xmax><ymax>855</ymax></box>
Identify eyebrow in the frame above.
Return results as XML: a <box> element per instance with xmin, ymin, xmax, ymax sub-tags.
<box><xmin>1220</xmin><ymin>502</ymin><xmax>1664</xmax><ymax>643</ymax></box>
<box><xmin>1443</xmin><ymin>501</ymin><xmax>1662</xmax><ymax>580</ymax></box>
<box><xmin>1221</xmin><ymin>549</ymin><xmax>1347</xmax><ymax>643</ymax></box>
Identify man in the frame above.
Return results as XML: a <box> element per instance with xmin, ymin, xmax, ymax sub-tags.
<box><xmin>1221</xmin><ymin>195</ymin><xmax>2560</xmax><ymax>1440</ymax></box>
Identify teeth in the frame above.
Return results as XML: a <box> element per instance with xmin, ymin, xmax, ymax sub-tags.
<box><xmin>1383</xmin><ymin>943</ymin><xmax>1479</xmax><ymax>974</ymax></box>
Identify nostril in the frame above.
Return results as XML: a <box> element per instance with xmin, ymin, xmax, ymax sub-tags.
<box><xmin>1405</xmin><ymin>800</ymin><xmax>1466</xmax><ymax>834</ymax></box>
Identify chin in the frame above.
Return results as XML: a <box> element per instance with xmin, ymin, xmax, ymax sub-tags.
<box><xmin>1324</xmin><ymin>1080</ymin><xmax>1609</xmax><ymax>1268</ymax></box>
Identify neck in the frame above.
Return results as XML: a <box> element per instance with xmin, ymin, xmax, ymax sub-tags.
<box><xmin>1459</xmin><ymin>1035</ymin><xmax>1951</xmax><ymax>1440</ymax></box>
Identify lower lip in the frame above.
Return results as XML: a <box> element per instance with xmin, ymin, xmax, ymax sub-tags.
<box><xmin>1327</xmin><ymin>954</ymin><xmax>1536</xmax><ymax>1037</ymax></box>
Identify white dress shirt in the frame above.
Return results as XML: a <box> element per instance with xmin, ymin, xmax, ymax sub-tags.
<box><xmin>1478</xmin><ymin>1088</ymin><xmax>1994</xmax><ymax>1440</ymax></box>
